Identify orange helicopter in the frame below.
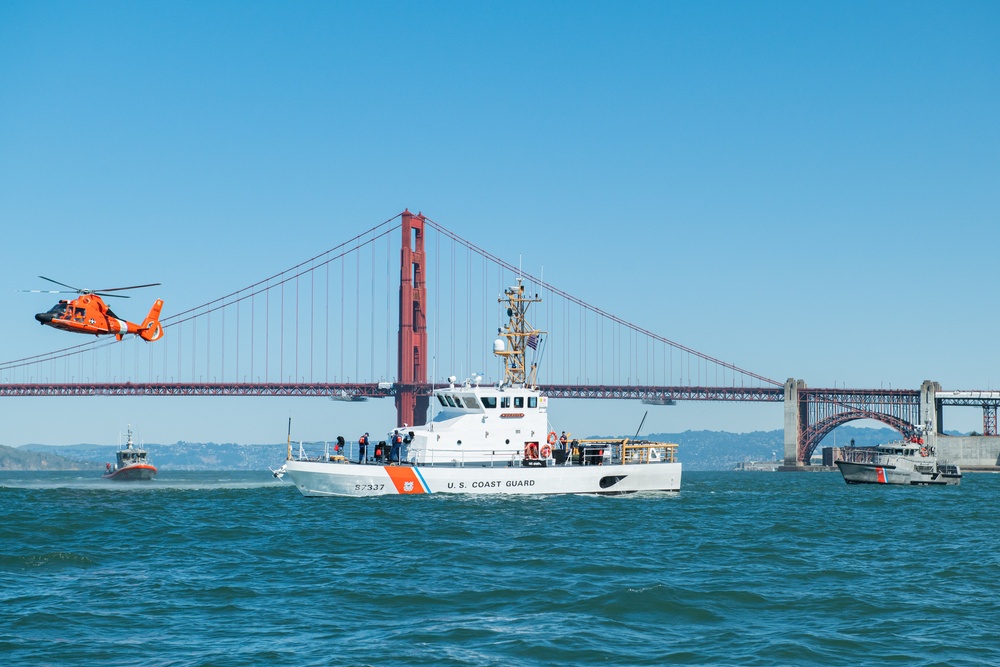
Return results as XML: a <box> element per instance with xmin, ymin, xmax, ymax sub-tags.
<box><xmin>24</xmin><ymin>276</ymin><xmax>165</xmax><ymax>342</ymax></box>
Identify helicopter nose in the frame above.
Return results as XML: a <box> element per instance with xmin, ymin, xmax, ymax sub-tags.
<box><xmin>35</xmin><ymin>312</ymin><xmax>52</xmax><ymax>324</ymax></box>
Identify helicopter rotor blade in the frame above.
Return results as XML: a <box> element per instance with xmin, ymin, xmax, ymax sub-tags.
<box><xmin>38</xmin><ymin>276</ymin><xmax>81</xmax><ymax>292</ymax></box>
<box><xmin>93</xmin><ymin>283</ymin><xmax>161</xmax><ymax>292</ymax></box>
<box><xmin>18</xmin><ymin>289</ymin><xmax>77</xmax><ymax>294</ymax></box>
<box><xmin>31</xmin><ymin>277</ymin><xmax>160</xmax><ymax>298</ymax></box>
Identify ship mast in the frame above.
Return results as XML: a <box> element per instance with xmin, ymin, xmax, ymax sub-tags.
<box><xmin>495</xmin><ymin>279</ymin><xmax>545</xmax><ymax>387</ymax></box>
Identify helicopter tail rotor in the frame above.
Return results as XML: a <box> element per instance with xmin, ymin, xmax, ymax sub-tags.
<box><xmin>138</xmin><ymin>299</ymin><xmax>165</xmax><ymax>342</ymax></box>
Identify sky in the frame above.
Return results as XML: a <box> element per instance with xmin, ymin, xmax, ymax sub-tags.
<box><xmin>1</xmin><ymin>1</ymin><xmax>999</xmax><ymax>447</ymax></box>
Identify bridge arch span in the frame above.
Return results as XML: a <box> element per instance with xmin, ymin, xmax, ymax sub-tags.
<box><xmin>799</xmin><ymin>410</ymin><xmax>918</xmax><ymax>463</ymax></box>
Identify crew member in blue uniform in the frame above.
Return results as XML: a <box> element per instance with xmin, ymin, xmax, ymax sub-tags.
<box><xmin>358</xmin><ymin>432</ymin><xmax>369</xmax><ymax>464</ymax></box>
<box><xmin>390</xmin><ymin>430</ymin><xmax>403</xmax><ymax>463</ymax></box>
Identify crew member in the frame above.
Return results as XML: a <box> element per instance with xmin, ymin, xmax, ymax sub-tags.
<box><xmin>358</xmin><ymin>432</ymin><xmax>369</xmax><ymax>464</ymax></box>
<box><xmin>559</xmin><ymin>431</ymin><xmax>568</xmax><ymax>450</ymax></box>
<box><xmin>390</xmin><ymin>430</ymin><xmax>403</xmax><ymax>463</ymax></box>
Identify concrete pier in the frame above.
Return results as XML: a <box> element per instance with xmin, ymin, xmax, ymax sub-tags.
<box><xmin>783</xmin><ymin>378</ymin><xmax>804</xmax><ymax>467</ymax></box>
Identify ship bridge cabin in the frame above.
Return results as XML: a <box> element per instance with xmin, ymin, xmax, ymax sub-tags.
<box><xmin>432</xmin><ymin>382</ymin><xmax>546</xmax><ymax>417</ymax></box>
<box><xmin>403</xmin><ymin>378</ymin><xmax>550</xmax><ymax>467</ymax></box>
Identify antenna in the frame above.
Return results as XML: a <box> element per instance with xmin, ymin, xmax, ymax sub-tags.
<box><xmin>632</xmin><ymin>411</ymin><xmax>648</xmax><ymax>441</ymax></box>
<box><xmin>494</xmin><ymin>278</ymin><xmax>545</xmax><ymax>386</ymax></box>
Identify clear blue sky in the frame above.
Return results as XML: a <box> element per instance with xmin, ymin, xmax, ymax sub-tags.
<box><xmin>1</xmin><ymin>1</ymin><xmax>998</xmax><ymax>447</ymax></box>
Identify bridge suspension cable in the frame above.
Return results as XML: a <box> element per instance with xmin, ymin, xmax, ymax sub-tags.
<box><xmin>423</xmin><ymin>217</ymin><xmax>781</xmax><ymax>388</ymax></box>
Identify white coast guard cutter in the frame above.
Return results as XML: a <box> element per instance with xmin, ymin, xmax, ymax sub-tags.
<box><xmin>281</xmin><ymin>280</ymin><xmax>681</xmax><ymax>496</ymax></box>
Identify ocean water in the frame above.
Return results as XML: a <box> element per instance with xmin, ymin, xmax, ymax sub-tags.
<box><xmin>1</xmin><ymin>470</ymin><xmax>998</xmax><ymax>666</ymax></box>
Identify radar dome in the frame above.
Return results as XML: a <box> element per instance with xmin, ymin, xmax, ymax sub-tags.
<box><xmin>493</xmin><ymin>338</ymin><xmax>506</xmax><ymax>353</ymax></box>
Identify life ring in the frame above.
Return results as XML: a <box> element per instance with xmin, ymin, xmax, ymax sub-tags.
<box><xmin>524</xmin><ymin>443</ymin><xmax>539</xmax><ymax>459</ymax></box>
<box><xmin>540</xmin><ymin>444</ymin><xmax>552</xmax><ymax>459</ymax></box>
<box><xmin>920</xmin><ymin>447</ymin><xmax>928</xmax><ymax>457</ymax></box>
<box><xmin>547</xmin><ymin>431</ymin><xmax>558</xmax><ymax>445</ymax></box>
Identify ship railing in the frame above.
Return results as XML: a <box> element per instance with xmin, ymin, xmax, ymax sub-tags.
<box><xmin>837</xmin><ymin>447</ymin><xmax>878</xmax><ymax>464</ymax></box>
<box><xmin>419</xmin><ymin>449</ymin><xmax>521</xmax><ymax>468</ymax></box>
<box><xmin>291</xmin><ymin>439</ymin><xmax>413</xmax><ymax>465</ymax></box>
<box><xmin>574</xmin><ymin>439</ymin><xmax>678</xmax><ymax>465</ymax></box>
<box><xmin>291</xmin><ymin>440</ymin><xmax>353</xmax><ymax>463</ymax></box>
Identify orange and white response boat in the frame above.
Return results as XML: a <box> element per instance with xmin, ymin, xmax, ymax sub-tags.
<box><xmin>102</xmin><ymin>425</ymin><xmax>157</xmax><ymax>481</ymax></box>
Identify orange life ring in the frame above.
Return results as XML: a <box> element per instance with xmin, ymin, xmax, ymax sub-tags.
<box><xmin>920</xmin><ymin>447</ymin><xmax>928</xmax><ymax>457</ymax></box>
<box><xmin>547</xmin><ymin>431</ymin><xmax>558</xmax><ymax>445</ymax></box>
<box><xmin>524</xmin><ymin>443</ymin><xmax>539</xmax><ymax>459</ymax></box>
<box><xmin>540</xmin><ymin>444</ymin><xmax>552</xmax><ymax>459</ymax></box>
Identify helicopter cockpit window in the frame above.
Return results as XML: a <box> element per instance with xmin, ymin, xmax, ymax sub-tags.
<box><xmin>73</xmin><ymin>307</ymin><xmax>86</xmax><ymax>321</ymax></box>
<box><xmin>46</xmin><ymin>304</ymin><xmax>68</xmax><ymax>316</ymax></box>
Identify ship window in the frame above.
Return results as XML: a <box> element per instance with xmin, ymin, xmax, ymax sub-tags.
<box><xmin>528</xmin><ymin>397</ymin><xmax>537</xmax><ymax>408</ymax></box>
<box><xmin>453</xmin><ymin>396</ymin><xmax>465</xmax><ymax>408</ymax></box>
<box><xmin>481</xmin><ymin>397</ymin><xmax>496</xmax><ymax>408</ymax></box>
<box><xmin>501</xmin><ymin>397</ymin><xmax>510</xmax><ymax>408</ymax></box>
<box><xmin>514</xmin><ymin>397</ymin><xmax>524</xmax><ymax>408</ymax></box>
<box><xmin>444</xmin><ymin>395</ymin><xmax>456</xmax><ymax>407</ymax></box>
<box><xmin>437</xmin><ymin>395</ymin><xmax>447</xmax><ymax>406</ymax></box>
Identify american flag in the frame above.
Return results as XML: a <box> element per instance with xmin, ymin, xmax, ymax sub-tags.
<box><xmin>527</xmin><ymin>334</ymin><xmax>538</xmax><ymax>350</ymax></box>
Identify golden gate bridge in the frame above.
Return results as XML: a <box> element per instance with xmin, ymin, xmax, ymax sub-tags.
<box><xmin>2</xmin><ymin>211</ymin><xmax>998</xmax><ymax>466</ymax></box>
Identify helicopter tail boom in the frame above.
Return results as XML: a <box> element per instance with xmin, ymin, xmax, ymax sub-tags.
<box><xmin>138</xmin><ymin>299</ymin><xmax>165</xmax><ymax>342</ymax></box>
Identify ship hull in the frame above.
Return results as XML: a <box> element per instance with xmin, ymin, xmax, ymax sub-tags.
<box><xmin>283</xmin><ymin>460</ymin><xmax>681</xmax><ymax>497</ymax></box>
<box><xmin>102</xmin><ymin>464</ymin><xmax>157</xmax><ymax>481</ymax></box>
<box><xmin>835</xmin><ymin>461</ymin><xmax>960</xmax><ymax>486</ymax></box>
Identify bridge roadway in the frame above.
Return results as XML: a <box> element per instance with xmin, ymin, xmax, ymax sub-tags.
<box><xmin>0</xmin><ymin>382</ymin><xmax>785</xmax><ymax>401</ymax></box>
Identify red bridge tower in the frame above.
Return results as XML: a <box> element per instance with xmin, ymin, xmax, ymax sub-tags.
<box><xmin>396</xmin><ymin>210</ymin><xmax>429</xmax><ymax>427</ymax></box>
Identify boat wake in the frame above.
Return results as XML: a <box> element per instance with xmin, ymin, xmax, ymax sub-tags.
<box><xmin>0</xmin><ymin>471</ymin><xmax>284</xmax><ymax>491</ymax></box>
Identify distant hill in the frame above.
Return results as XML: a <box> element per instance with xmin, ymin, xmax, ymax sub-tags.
<box><xmin>0</xmin><ymin>444</ymin><xmax>95</xmax><ymax>471</ymax></box>
<box><xmin>20</xmin><ymin>441</ymin><xmax>288</xmax><ymax>471</ymax></box>
<box><xmin>11</xmin><ymin>425</ymin><xmax>946</xmax><ymax>471</ymax></box>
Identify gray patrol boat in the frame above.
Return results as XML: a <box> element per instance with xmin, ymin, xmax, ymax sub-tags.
<box><xmin>836</xmin><ymin>436</ymin><xmax>961</xmax><ymax>486</ymax></box>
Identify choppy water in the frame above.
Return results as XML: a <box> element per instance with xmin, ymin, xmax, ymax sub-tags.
<box><xmin>1</xmin><ymin>470</ymin><xmax>998</xmax><ymax>666</ymax></box>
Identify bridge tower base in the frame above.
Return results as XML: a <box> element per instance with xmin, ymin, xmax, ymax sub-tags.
<box><xmin>783</xmin><ymin>378</ymin><xmax>805</xmax><ymax>466</ymax></box>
